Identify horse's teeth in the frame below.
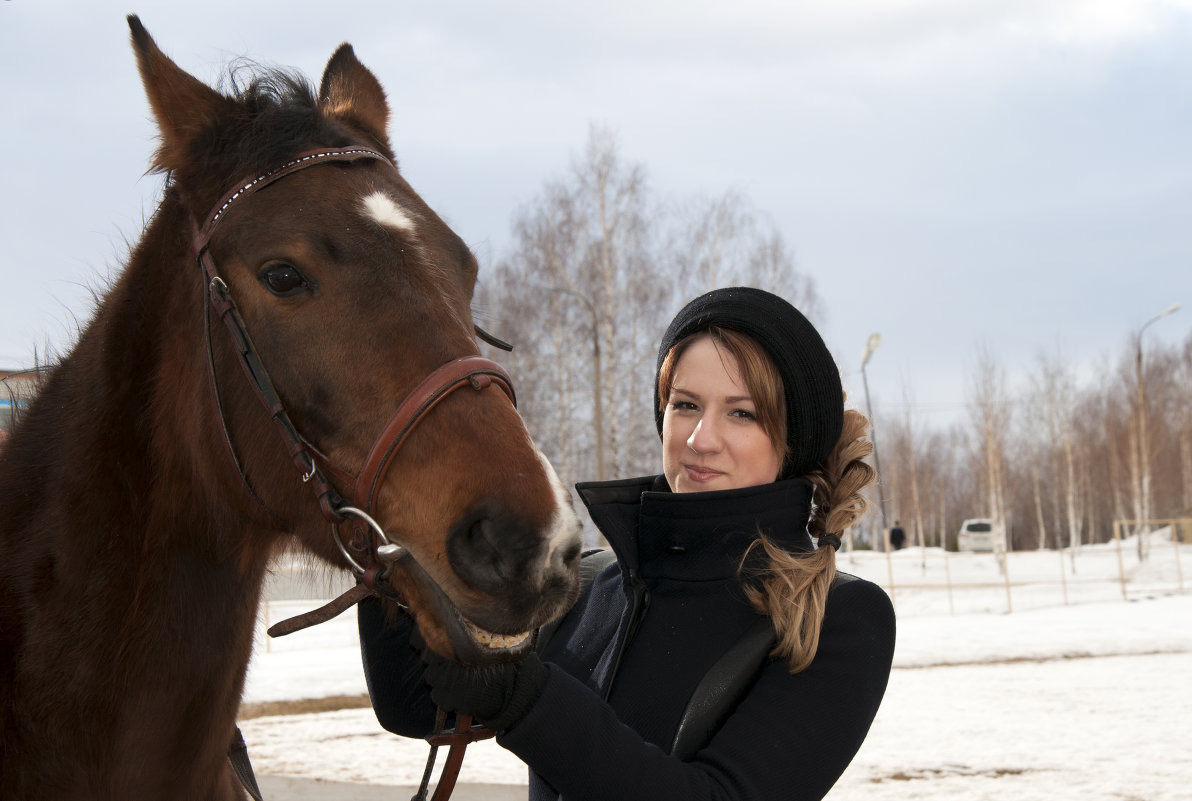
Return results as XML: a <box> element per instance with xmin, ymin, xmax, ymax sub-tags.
<box><xmin>463</xmin><ymin>618</ymin><xmax>530</xmax><ymax>650</ymax></box>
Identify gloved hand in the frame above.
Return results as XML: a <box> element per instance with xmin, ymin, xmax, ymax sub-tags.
<box><xmin>422</xmin><ymin>650</ymin><xmax>549</xmax><ymax>733</ymax></box>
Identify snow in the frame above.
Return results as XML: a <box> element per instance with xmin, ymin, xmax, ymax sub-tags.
<box><xmin>241</xmin><ymin>530</ymin><xmax>1191</xmax><ymax>799</ymax></box>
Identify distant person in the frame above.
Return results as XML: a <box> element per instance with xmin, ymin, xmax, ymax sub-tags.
<box><xmin>890</xmin><ymin>522</ymin><xmax>906</xmax><ymax>550</ymax></box>
<box><xmin>358</xmin><ymin>287</ymin><xmax>896</xmax><ymax>801</ymax></box>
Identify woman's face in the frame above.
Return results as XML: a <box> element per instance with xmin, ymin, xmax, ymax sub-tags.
<box><xmin>662</xmin><ymin>335</ymin><xmax>783</xmax><ymax>493</ymax></box>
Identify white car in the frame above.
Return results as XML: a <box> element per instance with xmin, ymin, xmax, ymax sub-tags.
<box><xmin>957</xmin><ymin>518</ymin><xmax>1000</xmax><ymax>552</ymax></box>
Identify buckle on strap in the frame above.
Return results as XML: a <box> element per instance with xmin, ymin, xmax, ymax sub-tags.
<box><xmin>412</xmin><ymin>710</ymin><xmax>496</xmax><ymax>801</ymax></box>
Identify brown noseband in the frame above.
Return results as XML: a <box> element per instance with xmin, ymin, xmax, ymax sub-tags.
<box><xmin>334</xmin><ymin>356</ymin><xmax>514</xmax><ymax>576</ymax></box>
<box><xmin>194</xmin><ymin>146</ymin><xmax>515</xmax><ymax>570</ymax></box>
<box><xmin>356</xmin><ymin>359</ymin><xmax>514</xmax><ymax>513</ymax></box>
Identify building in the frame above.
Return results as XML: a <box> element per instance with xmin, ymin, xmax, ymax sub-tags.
<box><xmin>1</xmin><ymin>368</ymin><xmax>46</xmax><ymax>433</ymax></box>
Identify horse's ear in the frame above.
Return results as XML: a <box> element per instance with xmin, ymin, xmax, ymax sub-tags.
<box><xmin>127</xmin><ymin>15</ymin><xmax>233</xmax><ymax>175</ymax></box>
<box><xmin>319</xmin><ymin>45</ymin><xmax>392</xmax><ymax>151</ymax></box>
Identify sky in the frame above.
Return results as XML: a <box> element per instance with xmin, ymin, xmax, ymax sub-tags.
<box><xmin>239</xmin><ymin>534</ymin><xmax>1192</xmax><ymax>798</ymax></box>
<box><xmin>2</xmin><ymin>1</ymin><xmax>1191</xmax><ymax>430</ymax></box>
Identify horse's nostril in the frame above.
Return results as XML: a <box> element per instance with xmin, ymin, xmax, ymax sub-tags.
<box><xmin>468</xmin><ymin>518</ymin><xmax>510</xmax><ymax>581</ymax></box>
<box><xmin>447</xmin><ymin>509</ymin><xmax>545</xmax><ymax>595</ymax></box>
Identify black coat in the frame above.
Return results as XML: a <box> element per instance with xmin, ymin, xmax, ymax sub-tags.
<box><xmin>358</xmin><ymin>476</ymin><xmax>896</xmax><ymax>801</ymax></box>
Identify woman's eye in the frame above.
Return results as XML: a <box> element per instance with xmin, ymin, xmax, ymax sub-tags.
<box><xmin>261</xmin><ymin>262</ymin><xmax>309</xmax><ymax>296</ymax></box>
<box><xmin>730</xmin><ymin>408</ymin><xmax>758</xmax><ymax>421</ymax></box>
<box><xmin>670</xmin><ymin>401</ymin><xmax>698</xmax><ymax>412</ymax></box>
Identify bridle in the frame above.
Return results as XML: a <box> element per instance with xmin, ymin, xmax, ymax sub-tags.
<box><xmin>195</xmin><ymin>145</ymin><xmax>504</xmax><ymax>801</ymax></box>
<box><xmin>195</xmin><ymin>145</ymin><xmax>514</xmax><ymax>549</ymax></box>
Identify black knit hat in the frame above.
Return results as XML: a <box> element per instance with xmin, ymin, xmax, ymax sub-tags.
<box><xmin>654</xmin><ymin>287</ymin><xmax>843</xmax><ymax>479</ymax></box>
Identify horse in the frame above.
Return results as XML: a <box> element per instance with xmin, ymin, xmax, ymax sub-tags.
<box><xmin>0</xmin><ymin>16</ymin><xmax>582</xmax><ymax>800</ymax></box>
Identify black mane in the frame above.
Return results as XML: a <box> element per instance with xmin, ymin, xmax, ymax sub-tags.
<box><xmin>172</xmin><ymin>62</ymin><xmax>357</xmax><ymax>210</ymax></box>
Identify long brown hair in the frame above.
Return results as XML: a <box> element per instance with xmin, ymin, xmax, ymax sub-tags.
<box><xmin>745</xmin><ymin>408</ymin><xmax>875</xmax><ymax>673</ymax></box>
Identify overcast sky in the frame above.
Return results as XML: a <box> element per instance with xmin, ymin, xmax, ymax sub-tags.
<box><xmin>2</xmin><ymin>1</ymin><xmax>1190</xmax><ymax>430</ymax></box>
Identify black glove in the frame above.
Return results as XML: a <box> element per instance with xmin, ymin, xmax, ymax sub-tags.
<box><xmin>422</xmin><ymin>650</ymin><xmax>549</xmax><ymax>733</ymax></box>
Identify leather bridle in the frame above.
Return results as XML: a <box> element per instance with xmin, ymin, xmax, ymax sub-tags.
<box><xmin>194</xmin><ymin>145</ymin><xmax>514</xmax><ymax>572</ymax></box>
<box><xmin>196</xmin><ymin>145</ymin><xmax>505</xmax><ymax>800</ymax></box>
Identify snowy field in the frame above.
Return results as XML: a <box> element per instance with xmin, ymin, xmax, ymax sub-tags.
<box><xmin>241</xmin><ymin>530</ymin><xmax>1191</xmax><ymax>800</ymax></box>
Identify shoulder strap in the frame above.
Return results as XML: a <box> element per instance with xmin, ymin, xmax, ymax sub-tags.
<box><xmin>669</xmin><ymin>616</ymin><xmax>774</xmax><ymax>761</ymax></box>
<box><xmin>536</xmin><ymin>548</ymin><xmax>617</xmax><ymax>654</ymax></box>
<box><xmin>669</xmin><ymin>570</ymin><xmax>857</xmax><ymax>760</ymax></box>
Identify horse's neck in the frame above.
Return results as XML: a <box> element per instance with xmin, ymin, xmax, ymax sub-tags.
<box><xmin>5</xmin><ymin>237</ymin><xmax>276</xmax><ymax>566</ymax></box>
<box><xmin>0</xmin><ymin>239</ymin><xmax>281</xmax><ymax>797</ymax></box>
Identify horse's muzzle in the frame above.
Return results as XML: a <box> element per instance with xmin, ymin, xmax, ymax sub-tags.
<box><xmin>445</xmin><ymin>502</ymin><xmax>582</xmax><ymax>632</ymax></box>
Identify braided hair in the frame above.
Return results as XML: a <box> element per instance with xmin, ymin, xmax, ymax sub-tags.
<box><xmin>745</xmin><ymin>405</ymin><xmax>875</xmax><ymax>673</ymax></box>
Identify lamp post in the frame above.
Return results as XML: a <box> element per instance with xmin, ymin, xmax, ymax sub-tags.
<box><xmin>1134</xmin><ymin>303</ymin><xmax>1181</xmax><ymax>561</ymax></box>
<box><xmin>860</xmin><ymin>333</ymin><xmax>889</xmax><ymax>549</ymax></box>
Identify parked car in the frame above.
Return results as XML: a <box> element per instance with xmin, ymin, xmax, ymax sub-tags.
<box><xmin>957</xmin><ymin>518</ymin><xmax>1002</xmax><ymax>552</ymax></box>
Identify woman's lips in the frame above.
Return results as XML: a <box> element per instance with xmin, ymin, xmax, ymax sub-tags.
<box><xmin>683</xmin><ymin>464</ymin><xmax>724</xmax><ymax>482</ymax></box>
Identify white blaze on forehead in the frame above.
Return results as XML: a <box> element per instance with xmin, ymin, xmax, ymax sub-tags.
<box><xmin>359</xmin><ymin>188</ymin><xmax>472</xmax><ymax>339</ymax></box>
<box><xmin>362</xmin><ymin>190</ymin><xmax>418</xmax><ymax>236</ymax></box>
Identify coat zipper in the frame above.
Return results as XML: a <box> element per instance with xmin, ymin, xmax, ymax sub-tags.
<box><xmin>601</xmin><ymin>568</ymin><xmax>650</xmax><ymax>701</ymax></box>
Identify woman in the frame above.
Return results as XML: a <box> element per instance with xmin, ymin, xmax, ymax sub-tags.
<box><xmin>359</xmin><ymin>286</ymin><xmax>896</xmax><ymax>801</ymax></box>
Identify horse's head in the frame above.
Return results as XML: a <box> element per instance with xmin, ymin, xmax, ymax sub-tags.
<box><xmin>128</xmin><ymin>17</ymin><xmax>582</xmax><ymax>665</ymax></box>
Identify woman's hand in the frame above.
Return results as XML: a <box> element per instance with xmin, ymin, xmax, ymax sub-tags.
<box><xmin>422</xmin><ymin>650</ymin><xmax>549</xmax><ymax>733</ymax></box>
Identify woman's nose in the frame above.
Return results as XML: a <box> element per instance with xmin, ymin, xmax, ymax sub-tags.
<box><xmin>687</xmin><ymin>416</ymin><xmax>721</xmax><ymax>454</ymax></box>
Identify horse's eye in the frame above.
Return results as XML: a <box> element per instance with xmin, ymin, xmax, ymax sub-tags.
<box><xmin>260</xmin><ymin>262</ymin><xmax>309</xmax><ymax>296</ymax></box>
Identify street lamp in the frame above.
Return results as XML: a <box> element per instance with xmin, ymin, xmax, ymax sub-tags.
<box><xmin>1134</xmin><ymin>303</ymin><xmax>1181</xmax><ymax>560</ymax></box>
<box><xmin>860</xmin><ymin>333</ymin><xmax>889</xmax><ymax>549</ymax></box>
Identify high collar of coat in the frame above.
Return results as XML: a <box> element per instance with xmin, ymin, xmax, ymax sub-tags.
<box><xmin>575</xmin><ymin>476</ymin><xmax>815</xmax><ymax>582</ymax></box>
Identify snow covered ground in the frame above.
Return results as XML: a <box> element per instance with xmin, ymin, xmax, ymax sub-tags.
<box><xmin>241</xmin><ymin>531</ymin><xmax>1191</xmax><ymax>799</ymax></box>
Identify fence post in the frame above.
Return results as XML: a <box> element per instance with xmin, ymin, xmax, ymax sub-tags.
<box><xmin>1167</xmin><ymin>519</ymin><xmax>1184</xmax><ymax>593</ymax></box>
<box><xmin>1057</xmin><ymin>546</ymin><xmax>1069</xmax><ymax>606</ymax></box>
<box><xmin>1002</xmin><ymin>547</ymin><xmax>1013</xmax><ymax>614</ymax></box>
<box><xmin>943</xmin><ymin>549</ymin><xmax>954</xmax><ymax>616</ymax></box>
<box><xmin>1113</xmin><ymin>520</ymin><xmax>1128</xmax><ymax>601</ymax></box>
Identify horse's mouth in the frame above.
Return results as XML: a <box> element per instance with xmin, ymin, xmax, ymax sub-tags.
<box><xmin>441</xmin><ymin>596</ymin><xmax>537</xmax><ymax>664</ymax></box>
<box><xmin>460</xmin><ymin>616</ymin><xmax>532</xmax><ymax>651</ymax></box>
<box><xmin>395</xmin><ymin>551</ymin><xmax>544</xmax><ymax>664</ymax></box>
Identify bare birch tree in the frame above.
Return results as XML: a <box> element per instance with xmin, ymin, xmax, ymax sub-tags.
<box><xmin>968</xmin><ymin>345</ymin><xmax>1012</xmax><ymax>564</ymax></box>
<box><xmin>481</xmin><ymin>124</ymin><xmax>822</xmax><ymax>510</ymax></box>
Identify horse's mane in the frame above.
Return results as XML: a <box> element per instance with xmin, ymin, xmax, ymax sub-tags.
<box><xmin>153</xmin><ymin>61</ymin><xmax>339</xmax><ymax>191</ymax></box>
<box><xmin>225</xmin><ymin>62</ymin><xmax>324</xmax><ymax>164</ymax></box>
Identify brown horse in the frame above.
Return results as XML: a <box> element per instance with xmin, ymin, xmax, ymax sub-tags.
<box><xmin>0</xmin><ymin>16</ymin><xmax>581</xmax><ymax>800</ymax></box>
